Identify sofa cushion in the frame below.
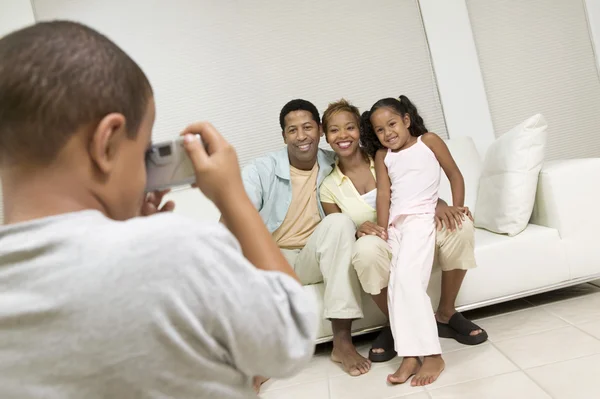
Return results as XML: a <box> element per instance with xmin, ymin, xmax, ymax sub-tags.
<box><xmin>428</xmin><ymin>224</ymin><xmax>568</xmax><ymax>309</ymax></box>
<box><xmin>439</xmin><ymin>136</ymin><xmax>482</xmax><ymax>212</ymax></box>
<box><xmin>474</xmin><ymin>114</ymin><xmax>548</xmax><ymax>236</ymax></box>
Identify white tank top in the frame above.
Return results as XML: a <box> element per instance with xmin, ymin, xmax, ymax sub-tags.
<box><xmin>384</xmin><ymin>136</ymin><xmax>441</xmax><ymax>225</ymax></box>
<box><xmin>361</xmin><ymin>189</ymin><xmax>377</xmax><ymax>209</ymax></box>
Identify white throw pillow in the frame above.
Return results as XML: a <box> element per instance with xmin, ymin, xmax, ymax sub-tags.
<box><xmin>474</xmin><ymin>114</ymin><xmax>548</xmax><ymax>236</ymax></box>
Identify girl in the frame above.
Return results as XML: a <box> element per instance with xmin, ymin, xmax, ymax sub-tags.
<box><xmin>361</xmin><ymin>96</ymin><xmax>466</xmax><ymax>386</ymax></box>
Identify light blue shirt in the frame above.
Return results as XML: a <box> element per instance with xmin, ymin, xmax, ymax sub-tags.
<box><xmin>242</xmin><ymin>147</ymin><xmax>337</xmax><ymax>233</ymax></box>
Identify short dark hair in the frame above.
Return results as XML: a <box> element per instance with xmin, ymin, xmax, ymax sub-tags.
<box><xmin>279</xmin><ymin>99</ymin><xmax>321</xmax><ymax>131</ymax></box>
<box><xmin>0</xmin><ymin>21</ymin><xmax>153</xmax><ymax>166</ymax></box>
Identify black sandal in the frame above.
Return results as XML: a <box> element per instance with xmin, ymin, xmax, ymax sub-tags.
<box><xmin>437</xmin><ymin>312</ymin><xmax>488</xmax><ymax>345</ymax></box>
<box><xmin>368</xmin><ymin>326</ymin><xmax>397</xmax><ymax>362</ymax></box>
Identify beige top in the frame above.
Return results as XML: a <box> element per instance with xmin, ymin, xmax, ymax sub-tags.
<box><xmin>320</xmin><ymin>158</ymin><xmax>377</xmax><ymax>228</ymax></box>
<box><xmin>272</xmin><ymin>163</ymin><xmax>321</xmax><ymax>249</ymax></box>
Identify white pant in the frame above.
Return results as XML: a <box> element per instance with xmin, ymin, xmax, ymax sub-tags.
<box><xmin>388</xmin><ymin>214</ymin><xmax>442</xmax><ymax>357</ymax></box>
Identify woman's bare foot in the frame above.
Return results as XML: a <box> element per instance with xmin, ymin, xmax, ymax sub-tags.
<box><xmin>411</xmin><ymin>355</ymin><xmax>444</xmax><ymax>386</ymax></box>
<box><xmin>331</xmin><ymin>340</ymin><xmax>371</xmax><ymax>376</ymax></box>
<box><xmin>387</xmin><ymin>356</ymin><xmax>421</xmax><ymax>384</ymax></box>
<box><xmin>253</xmin><ymin>376</ymin><xmax>269</xmax><ymax>394</ymax></box>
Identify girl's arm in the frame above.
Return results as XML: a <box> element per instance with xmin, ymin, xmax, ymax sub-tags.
<box><xmin>374</xmin><ymin>149</ymin><xmax>391</xmax><ymax>228</ymax></box>
<box><xmin>422</xmin><ymin>132</ymin><xmax>465</xmax><ymax>207</ymax></box>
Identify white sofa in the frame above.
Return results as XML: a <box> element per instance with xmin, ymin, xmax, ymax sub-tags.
<box><xmin>168</xmin><ymin>137</ymin><xmax>600</xmax><ymax>342</ymax></box>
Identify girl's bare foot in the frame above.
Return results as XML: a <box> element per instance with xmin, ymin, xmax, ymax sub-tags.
<box><xmin>411</xmin><ymin>355</ymin><xmax>444</xmax><ymax>386</ymax></box>
<box><xmin>387</xmin><ymin>356</ymin><xmax>421</xmax><ymax>384</ymax></box>
<box><xmin>253</xmin><ymin>376</ymin><xmax>269</xmax><ymax>394</ymax></box>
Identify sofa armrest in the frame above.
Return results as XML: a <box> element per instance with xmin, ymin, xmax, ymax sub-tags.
<box><xmin>531</xmin><ymin>158</ymin><xmax>600</xmax><ymax>238</ymax></box>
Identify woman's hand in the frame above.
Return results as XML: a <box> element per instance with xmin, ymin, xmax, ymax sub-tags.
<box><xmin>356</xmin><ymin>221</ymin><xmax>388</xmax><ymax>241</ymax></box>
<box><xmin>435</xmin><ymin>203</ymin><xmax>473</xmax><ymax>231</ymax></box>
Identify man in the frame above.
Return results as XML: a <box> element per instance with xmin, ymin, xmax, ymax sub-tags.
<box><xmin>240</xmin><ymin>100</ymin><xmax>372</xmax><ymax>378</ymax></box>
<box><xmin>0</xmin><ymin>21</ymin><xmax>316</xmax><ymax>398</ymax></box>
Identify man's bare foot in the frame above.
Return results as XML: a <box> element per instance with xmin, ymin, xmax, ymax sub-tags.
<box><xmin>411</xmin><ymin>355</ymin><xmax>444</xmax><ymax>386</ymax></box>
<box><xmin>253</xmin><ymin>376</ymin><xmax>269</xmax><ymax>394</ymax></box>
<box><xmin>331</xmin><ymin>341</ymin><xmax>371</xmax><ymax>376</ymax></box>
<box><xmin>387</xmin><ymin>357</ymin><xmax>421</xmax><ymax>384</ymax></box>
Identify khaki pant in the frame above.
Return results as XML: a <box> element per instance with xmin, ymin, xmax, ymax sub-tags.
<box><xmin>281</xmin><ymin>213</ymin><xmax>363</xmax><ymax>320</ymax></box>
<box><xmin>353</xmin><ymin>217</ymin><xmax>477</xmax><ymax>295</ymax></box>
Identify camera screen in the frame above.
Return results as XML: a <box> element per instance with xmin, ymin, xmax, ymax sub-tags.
<box><xmin>158</xmin><ymin>145</ymin><xmax>172</xmax><ymax>157</ymax></box>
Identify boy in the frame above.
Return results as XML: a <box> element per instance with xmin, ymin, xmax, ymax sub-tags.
<box><xmin>0</xmin><ymin>21</ymin><xmax>316</xmax><ymax>398</ymax></box>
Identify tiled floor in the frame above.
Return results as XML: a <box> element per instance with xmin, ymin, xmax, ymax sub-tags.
<box><xmin>260</xmin><ymin>281</ymin><xmax>600</xmax><ymax>399</ymax></box>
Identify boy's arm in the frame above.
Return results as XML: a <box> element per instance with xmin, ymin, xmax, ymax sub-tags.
<box><xmin>374</xmin><ymin>149</ymin><xmax>391</xmax><ymax>228</ymax></box>
<box><xmin>422</xmin><ymin>133</ymin><xmax>465</xmax><ymax>207</ymax></box>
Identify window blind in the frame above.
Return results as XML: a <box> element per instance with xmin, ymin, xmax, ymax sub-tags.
<box><xmin>466</xmin><ymin>0</ymin><xmax>600</xmax><ymax>160</ymax></box>
<box><xmin>33</xmin><ymin>0</ymin><xmax>447</xmax><ymax>166</ymax></box>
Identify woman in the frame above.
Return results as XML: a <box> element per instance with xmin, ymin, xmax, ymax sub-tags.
<box><xmin>319</xmin><ymin>98</ymin><xmax>487</xmax><ymax>366</ymax></box>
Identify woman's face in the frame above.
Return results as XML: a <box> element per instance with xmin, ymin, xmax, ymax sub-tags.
<box><xmin>325</xmin><ymin>111</ymin><xmax>361</xmax><ymax>158</ymax></box>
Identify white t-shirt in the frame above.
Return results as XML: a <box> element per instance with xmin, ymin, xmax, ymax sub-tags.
<box><xmin>0</xmin><ymin>211</ymin><xmax>317</xmax><ymax>398</ymax></box>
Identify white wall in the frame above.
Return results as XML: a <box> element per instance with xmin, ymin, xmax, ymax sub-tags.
<box><xmin>418</xmin><ymin>0</ymin><xmax>496</xmax><ymax>158</ymax></box>
<box><xmin>0</xmin><ymin>0</ymin><xmax>35</xmax><ymax>223</ymax></box>
<box><xmin>0</xmin><ymin>0</ymin><xmax>34</xmax><ymax>36</ymax></box>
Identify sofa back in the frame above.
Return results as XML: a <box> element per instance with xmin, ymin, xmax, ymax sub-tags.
<box><xmin>438</xmin><ymin>136</ymin><xmax>482</xmax><ymax>212</ymax></box>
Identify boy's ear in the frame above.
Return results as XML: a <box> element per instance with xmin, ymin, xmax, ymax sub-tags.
<box><xmin>89</xmin><ymin>113</ymin><xmax>127</xmax><ymax>174</ymax></box>
<box><xmin>282</xmin><ymin>131</ymin><xmax>287</xmax><ymax>144</ymax></box>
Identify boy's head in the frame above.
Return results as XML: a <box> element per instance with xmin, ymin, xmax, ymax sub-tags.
<box><xmin>279</xmin><ymin>99</ymin><xmax>322</xmax><ymax>169</ymax></box>
<box><xmin>0</xmin><ymin>21</ymin><xmax>154</xmax><ymax>220</ymax></box>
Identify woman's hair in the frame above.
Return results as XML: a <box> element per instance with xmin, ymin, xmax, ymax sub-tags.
<box><xmin>322</xmin><ymin>98</ymin><xmax>361</xmax><ymax>134</ymax></box>
<box><xmin>360</xmin><ymin>95</ymin><xmax>428</xmax><ymax>158</ymax></box>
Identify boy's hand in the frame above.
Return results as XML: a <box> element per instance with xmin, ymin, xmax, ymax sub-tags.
<box><xmin>140</xmin><ymin>189</ymin><xmax>175</xmax><ymax>216</ymax></box>
<box><xmin>181</xmin><ymin>122</ymin><xmax>245</xmax><ymax>208</ymax></box>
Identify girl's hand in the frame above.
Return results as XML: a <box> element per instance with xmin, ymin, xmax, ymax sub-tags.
<box><xmin>435</xmin><ymin>204</ymin><xmax>471</xmax><ymax>231</ymax></box>
<box><xmin>356</xmin><ymin>221</ymin><xmax>388</xmax><ymax>240</ymax></box>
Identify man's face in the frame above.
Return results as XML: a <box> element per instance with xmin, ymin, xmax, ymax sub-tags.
<box><xmin>282</xmin><ymin>110</ymin><xmax>322</xmax><ymax>169</ymax></box>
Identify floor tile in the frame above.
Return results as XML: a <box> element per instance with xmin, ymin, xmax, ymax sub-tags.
<box><xmin>493</xmin><ymin>325</ymin><xmax>600</xmax><ymax>369</ymax></box>
<box><xmin>260</xmin><ymin>379</ymin><xmax>329</xmax><ymax>399</ymax></box>
<box><xmin>576</xmin><ymin>319</ymin><xmax>600</xmax><ymax>340</ymax></box>
<box><xmin>439</xmin><ymin>337</ymin><xmax>472</xmax><ymax>354</ymax></box>
<box><xmin>329</xmin><ymin>360</ymin><xmax>425</xmax><ymax>399</ymax></box>
<box><xmin>390</xmin><ymin>392</ymin><xmax>431</xmax><ymax>399</ymax></box>
<box><xmin>524</xmin><ymin>283</ymin><xmax>600</xmax><ymax>306</ymax></box>
<box><xmin>423</xmin><ymin>343</ymin><xmax>517</xmax><ymax>390</ymax></box>
<box><xmin>475</xmin><ymin>307</ymin><xmax>568</xmax><ymax>342</ymax></box>
<box><xmin>261</xmin><ymin>352</ymin><xmax>331</xmax><ymax>392</ymax></box>
<box><xmin>542</xmin><ymin>292</ymin><xmax>600</xmax><ymax>324</ymax></box>
<box><xmin>527</xmin><ymin>353</ymin><xmax>600</xmax><ymax>399</ymax></box>
<box><xmin>461</xmin><ymin>299</ymin><xmax>533</xmax><ymax>320</ymax></box>
<box><xmin>427</xmin><ymin>371</ymin><xmax>551</xmax><ymax>399</ymax></box>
